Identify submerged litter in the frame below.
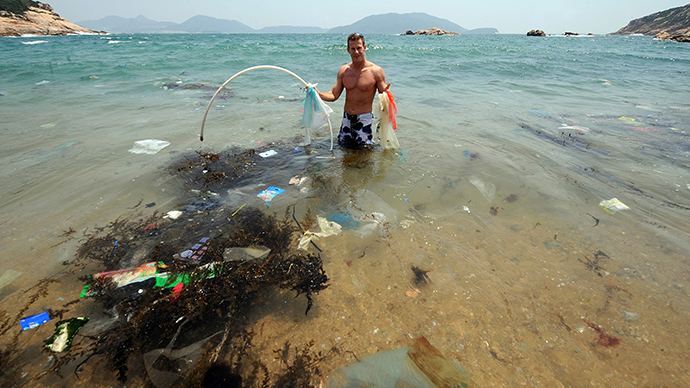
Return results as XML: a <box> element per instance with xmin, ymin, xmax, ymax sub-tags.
<box><xmin>223</xmin><ymin>246</ymin><xmax>271</xmax><ymax>262</ymax></box>
<box><xmin>326</xmin><ymin>336</ymin><xmax>474</xmax><ymax>388</ymax></box>
<box><xmin>298</xmin><ymin>215</ymin><xmax>342</xmax><ymax>250</ymax></box>
<box><xmin>257</xmin><ymin>186</ymin><xmax>286</xmax><ymax>205</ymax></box>
<box><xmin>129</xmin><ymin>139</ymin><xmax>171</xmax><ymax>154</ymax></box>
<box><xmin>469</xmin><ymin>175</ymin><xmax>496</xmax><ymax>202</ymax></box>
<box><xmin>600</xmin><ymin>198</ymin><xmax>630</xmax><ymax>213</ymax></box>
<box><xmin>20</xmin><ymin>312</ymin><xmax>50</xmax><ymax>331</ymax></box>
<box><xmin>45</xmin><ymin>317</ymin><xmax>89</xmax><ymax>352</ymax></box>
<box><xmin>0</xmin><ymin>269</ymin><xmax>23</xmax><ymax>292</ymax></box>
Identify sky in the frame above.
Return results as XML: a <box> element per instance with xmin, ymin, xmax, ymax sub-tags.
<box><xmin>48</xmin><ymin>0</ymin><xmax>689</xmax><ymax>34</ymax></box>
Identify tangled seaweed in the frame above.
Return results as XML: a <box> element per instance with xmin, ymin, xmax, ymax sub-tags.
<box><xmin>4</xmin><ymin>149</ymin><xmax>334</xmax><ymax>387</ymax></box>
<box><xmin>64</xmin><ymin>205</ymin><xmax>329</xmax><ymax>386</ymax></box>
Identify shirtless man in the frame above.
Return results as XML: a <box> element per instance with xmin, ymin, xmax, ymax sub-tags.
<box><xmin>316</xmin><ymin>33</ymin><xmax>390</xmax><ymax>147</ymax></box>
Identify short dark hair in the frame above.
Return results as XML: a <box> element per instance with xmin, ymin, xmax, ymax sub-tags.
<box><xmin>347</xmin><ymin>32</ymin><xmax>365</xmax><ymax>46</ymax></box>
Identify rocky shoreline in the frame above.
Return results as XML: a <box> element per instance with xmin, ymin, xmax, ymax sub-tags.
<box><xmin>403</xmin><ymin>27</ymin><xmax>459</xmax><ymax>36</ymax></box>
<box><xmin>611</xmin><ymin>4</ymin><xmax>689</xmax><ymax>40</ymax></box>
<box><xmin>0</xmin><ymin>2</ymin><xmax>104</xmax><ymax>37</ymax></box>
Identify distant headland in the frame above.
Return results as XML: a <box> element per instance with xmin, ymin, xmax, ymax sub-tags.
<box><xmin>611</xmin><ymin>4</ymin><xmax>690</xmax><ymax>42</ymax></box>
<box><xmin>0</xmin><ymin>1</ymin><xmax>103</xmax><ymax>36</ymax></box>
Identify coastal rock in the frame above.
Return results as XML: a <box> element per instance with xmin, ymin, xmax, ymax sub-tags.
<box><xmin>404</xmin><ymin>27</ymin><xmax>459</xmax><ymax>36</ymax></box>
<box><xmin>0</xmin><ymin>2</ymin><xmax>104</xmax><ymax>37</ymax></box>
<box><xmin>655</xmin><ymin>31</ymin><xmax>672</xmax><ymax>40</ymax></box>
<box><xmin>611</xmin><ymin>4</ymin><xmax>690</xmax><ymax>36</ymax></box>
<box><xmin>655</xmin><ymin>30</ymin><xmax>690</xmax><ymax>43</ymax></box>
<box><xmin>527</xmin><ymin>29</ymin><xmax>546</xmax><ymax>36</ymax></box>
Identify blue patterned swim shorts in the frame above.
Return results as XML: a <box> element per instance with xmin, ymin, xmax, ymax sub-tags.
<box><xmin>338</xmin><ymin>112</ymin><xmax>375</xmax><ymax>147</ymax></box>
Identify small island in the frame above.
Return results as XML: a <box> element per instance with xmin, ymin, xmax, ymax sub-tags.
<box><xmin>0</xmin><ymin>1</ymin><xmax>104</xmax><ymax>37</ymax></box>
<box><xmin>404</xmin><ymin>27</ymin><xmax>459</xmax><ymax>36</ymax></box>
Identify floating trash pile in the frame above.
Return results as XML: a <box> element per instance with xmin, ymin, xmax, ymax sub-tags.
<box><xmin>1</xmin><ymin>148</ymin><xmax>332</xmax><ymax>387</ymax></box>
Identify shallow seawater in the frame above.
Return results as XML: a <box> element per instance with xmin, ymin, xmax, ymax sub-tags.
<box><xmin>0</xmin><ymin>33</ymin><xmax>689</xmax><ymax>387</ymax></box>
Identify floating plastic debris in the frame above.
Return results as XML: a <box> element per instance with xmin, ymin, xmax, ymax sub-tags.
<box><xmin>128</xmin><ymin>139</ymin><xmax>171</xmax><ymax>155</ymax></box>
<box><xmin>92</xmin><ymin>262</ymin><xmax>159</xmax><ymax>288</ymax></box>
<box><xmin>165</xmin><ymin>210</ymin><xmax>183</xmax><ymax>219</ymax></box>
<box><xmin>257</xmin><ymin>186</ymin><xmax>285</xmax><ymax>205</ymax></box>
<box><xmin>259</xmin><ymin>150</ymin><xmax>278</xmax><ymax>158</ymax></box>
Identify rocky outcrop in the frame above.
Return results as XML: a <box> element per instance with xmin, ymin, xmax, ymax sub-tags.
<box><xmin>564</xmin><ymin>32</ymin><xmax>594</xmax><ymax>37</ymax></box>
<box><xmin>0</xmin><ymin>2</ymin><xmax>104</xmax><ymax>37</ymax></box>
<box><xmin>611</xmin><ymin>4</ymin><xmax>690</xmax><ymax>36</ymax></box>
<box><xmin>527</xmin><ymin>29</ymin><xmax>545</xmax><ymax>36</ymax></box>
<box><xmin>404</xmin><ymin>27</ymin><xmax>459</xmax><ymax>35</ymax></box>
<box><xmin>655</xmin><ymin>30</ymin><xmax>690</xmax><ymax>43</ymax></box>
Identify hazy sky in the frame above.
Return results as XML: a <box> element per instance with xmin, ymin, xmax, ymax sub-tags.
<box><xmin>48</xmin><ymin>0</ymin><xmax>688</xmax><ymax>34</ymax></box>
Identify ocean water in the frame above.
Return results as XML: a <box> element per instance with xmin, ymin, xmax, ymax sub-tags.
<box><xmin>1</xmin><ymin>33</ymin><xmax>689</xmax><ymax>386</ymax></box>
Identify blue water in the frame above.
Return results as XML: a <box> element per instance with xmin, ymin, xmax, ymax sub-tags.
<box><xmin>1</xmin><ymin>33</ymin><xmax>690</xmax><ymax>386</ymax></box>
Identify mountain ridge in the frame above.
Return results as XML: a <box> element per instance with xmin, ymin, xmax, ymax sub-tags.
<box><xmin>611</xmin><ymin>4</ymin><xmax>690</xmax><ymax>36</ymax></box>
<box><xmin>78</xmin><ymin>12</ymin><xmax>498</xmax><ymax>34</ymax></box>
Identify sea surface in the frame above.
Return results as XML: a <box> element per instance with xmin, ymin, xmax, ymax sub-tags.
<box><xmin>1</xmin><ymin>33</ymin><xmax>689</xmax><ymax>386</ymax></box>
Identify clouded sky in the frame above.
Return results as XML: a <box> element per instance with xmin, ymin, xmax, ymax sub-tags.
<box><xmin>48</xmin><ymin>0</ymin><xmax>688</xmax><ymax>34</ymax></box>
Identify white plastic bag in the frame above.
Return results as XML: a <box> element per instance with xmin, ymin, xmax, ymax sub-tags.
<box><xmin>298</xmin><ymin>215</ymin><xmax>341</xmax><ymax>250</ymax></box>
<box><xmin>374</xmin><ymin>90</ymin><xmax>400</xmax><ymax>149</ymax></box>
<box><xmin>302</xmin><ymin>84</ymin><xmax>334</xmax><ymax>146</ymax></box>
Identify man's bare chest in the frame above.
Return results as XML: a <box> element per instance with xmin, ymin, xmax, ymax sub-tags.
<box><xmin>343</xmin><ymin>69</ymin><xmax>375</xmax><ymax>91</ymax></box>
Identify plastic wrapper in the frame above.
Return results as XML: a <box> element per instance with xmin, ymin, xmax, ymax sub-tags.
<box><xmin>257</xmin><ymin>186</ymin><xmax>285</xmax><ymax>205</ymax></box>
<box><xmin>600</xmin><ymin>198</ymin><xmax>630</xmax><ymax>213</ymax></box>
<box><xmin>45</xmin><ymin>317</ymin><xmax>90</xmax><ymax>352</ymax></box>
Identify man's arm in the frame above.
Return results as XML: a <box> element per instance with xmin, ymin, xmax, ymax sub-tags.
<box><xmin>317</xmin><ymin>66</ymin><xmax>346</xmax><ymax>102</ymax></box>
<box><xmin>375</xmin><ymin>66</ymin><xmax>390</xmax><ymax>94</ymax></box>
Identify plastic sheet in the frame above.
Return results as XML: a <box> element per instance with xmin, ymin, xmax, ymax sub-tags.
<box><xmin>223</xmin><ymin>246</ymin><xmax>271</xmax><ymax>262</ymax></box>
<box><xmin>326</xmin><ymin>336</ymin><xmax>473</xmax><ymax>388</ymax></box>
<box><xmin>468</xmin><ymin>175</ymin><xmax>496</xmax><ymax>202</ymax></box>
<box><xmin>298</xmin><ymin>215</ymin><xmax>342</xmax><ymax>250</ymax></box>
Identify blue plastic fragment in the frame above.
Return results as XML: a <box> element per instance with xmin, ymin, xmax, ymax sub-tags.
<box><xmin>20</xmin><ymin>312</ymin><xmax>50</xmax><ymax>330</ymax></box>
<box><xmin>327</xmin><ymin>211</ymin><xmax>361</xmax><ymax>229</ymax></box>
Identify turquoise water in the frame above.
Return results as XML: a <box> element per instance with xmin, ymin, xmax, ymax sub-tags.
<box><xmin>1</xmin><ymin>33</ymin><xmax>690</xmax><ymax>386</ymax></box>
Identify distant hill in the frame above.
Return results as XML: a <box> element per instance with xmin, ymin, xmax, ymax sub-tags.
<box><xmin>258</xmin><ymin>26</ymin><xmax>327</xmax><ymax>33</ymax></box>
<box><xmin>78</xmin><ymin>15</ymin><xmax>176</xmax><ymax>33</ymax></box>
<box><xmin>176</xmin><ymin>15</ymin><xmax>253</xmax><ymax>33</ymax></box>
<box><xmin>328</xmin><ymin>12</ymin><xmax>497</xmax><ymax>34</ymax></box>
<box><xmin>611</xmin><ymin>4</ymin><xmax>690</xmax><ymax>35</ymax></box>
<box><xmin>78</xmin><ymin>12</ymin><xmax>497</xmax><ymax>34</ymax></box>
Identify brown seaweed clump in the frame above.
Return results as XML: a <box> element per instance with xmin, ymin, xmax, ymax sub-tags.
<box><xmin>15</xmin><ymin>203</ymin><xmax>331</xmax><ymax>387</ymax></box>
<box><xmin>2</xmin><ymin>147</ymin><xmax>335</xmax><ymax>387</ymax></box>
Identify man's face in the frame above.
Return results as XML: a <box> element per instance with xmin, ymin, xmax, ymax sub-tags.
<box><xmin>347</xmin><ymin>38</ymin><xmax>366</xmax><ymax>62</ymax></box>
